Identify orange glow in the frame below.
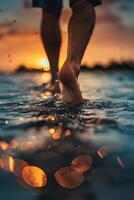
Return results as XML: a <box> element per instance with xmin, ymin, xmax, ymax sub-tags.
<box><xmin>40</xmin><ymin>91</ymin><xmax>52</xmax><ymax>99</ymax></box>
<box><xmin>64</xmin><ymin>130</ymin><xmax>72</xmax><ymax>137</ymax></box>
<box><xmin>22</xmin><ymin>166</ymin><xmax>47</xmax><ymax>188</ymax></box>
<box><xmin>35</xmin><ymin>73</ymin><xmax>51</xmax><ymax>85</ymax></box>
<box><xmin>0</xmin><ymin>141</ymin><xmax>9</xmax><ymax>150</ymax></box>
<box><xmin>0</xmin><ymin>9</ymin><xmax>134</xmax><ymax>73</ymax></box>
<box><xmin>9</xmin><ymin>156</ymin><xmax>14</xmax><ymax>172</ymax></box>
<box><xmin>52</xmin><ymin>131</ymin><xmax>61</xmax><ymax>140</ymax></box>
<box><xmin>71</xmin><ymin>155</ymin><xmax>93</xmax><ymax>173</ymax></box>
<box><xmin>46</xmin><ymin>115</ymin><xmax>57</xmax><ymax>122</ymax></box>
<box><xmin>0</xmin><ymin>155</ymin><xmax>14</xmax><ymax>172</ymax></box>
<box><xmin>54</xmin><ymin>167</ymin><xmax>84</xmax><ymax>189</ymax></box>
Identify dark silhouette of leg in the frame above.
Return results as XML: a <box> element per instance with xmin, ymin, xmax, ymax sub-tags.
<box><xmin>59</xmin><ymin>0</ymin><xmax>96</xmax><ymax>105</ymax></box>
<box><xmin>41</xmin><ymin>10</ymin><xmax>62</xmax><ymax>92</ymax></box>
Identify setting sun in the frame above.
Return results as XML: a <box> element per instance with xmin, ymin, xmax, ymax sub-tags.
<box><xmin>40</xmin><ymin>59</ymin><xmax>50</xmax><ymax>72</ymax></box>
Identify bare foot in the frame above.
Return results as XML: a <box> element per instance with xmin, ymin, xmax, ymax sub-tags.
<box><xmin>35</xmin><ymin>80</ymin><xmax>60</xmax><ymax>95</ymax></box>
<box><xmin>47</xmin><ymin>80</ymin><xmax>60</xmax><ymax>95</ymax></box>
<box><xmin>59</xmin><ymin>61</ymin><xmax>83</xmax><ymax>106</ymax></box>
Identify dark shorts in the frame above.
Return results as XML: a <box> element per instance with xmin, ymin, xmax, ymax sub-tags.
<box><xmin>32</xmin><ymin>0</ymin><xmax>102</xmax><ymax>12</ymax></box>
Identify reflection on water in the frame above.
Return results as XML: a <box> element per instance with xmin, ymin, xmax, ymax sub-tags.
<box><xmin>22</xmin><ymin>166</ymin><xmax>47</xmax><ymax>188</ymax></box>
<box><xmin>0</xmin><ymin>72</ymin><xmax>134</xmax><ymax>200</ymax></box>
<box><xmin>71</xmin><ymin>155</ymin><xmax>93</xmax><ymax>173</ymax></box>
<box><xmin>55</xmin><ymin>166</ymin><xmax>84</xmax><ymax>189</ymax></box>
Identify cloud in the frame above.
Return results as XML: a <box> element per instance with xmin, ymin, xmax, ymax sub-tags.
<box><xmin>0</xmin><ymin>8</ymin><xmax>40</xmax><ymax>40</ymax></box>
<box><xmin>0</xmin><ymin>20</ymin><xmax>17</xmax><ymax>39</ymax></box>
<box><xmin>103</xmin><ymin>0</ymin><xmax>134</xmax><ymax>5</ymax></box>
<box><xmin>97</xmin><ymin>10</ymin><xmax>121</xmax><ymax>25</ymax></box>
<box><xmin>0</xmin><ymin>0</ymin><xmax>134</xmax><ymax>70</ymax></box>
<box><xmin>0</xmin><ymin>21</ymin><xmax>37</xmax><ymax>40</ymax></box>
<box><xmin>96</xmin><ymin>0</ymin><xmax>134</xmax><ymax>28</ymax></box>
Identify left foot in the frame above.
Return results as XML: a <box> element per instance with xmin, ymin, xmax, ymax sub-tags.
<box><xmin>49</xmin><ymin>80</ymin><xmax>60</xmax><ymax>94</ymax></box>
<box><xmin>31</xmin><ymin>81</ymin><xmax>60</xmax><ymax>95</ymax></box>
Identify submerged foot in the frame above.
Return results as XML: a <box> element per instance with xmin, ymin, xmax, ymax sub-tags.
<box><xmin>31</xmin><ymin>80</ymin><xmax>60</xmax><ymax>95</ymax></box>
<box><xmin>59</xmin><ymin>61</ymin><xmax>83</xmax><ymax>106</ymax></box>
<box><xmin>48</xmin><ymin>80</ymin><xmax>60</xmax><ymax>95</ymax></box>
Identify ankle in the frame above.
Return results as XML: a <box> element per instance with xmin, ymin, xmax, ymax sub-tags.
<box><xmin>51</xmin><ymin>75</ymin><xmax>59</xmax><ymax>84</ymax></box>
<box><xmin>64</xmin><ymin>60</ymin><xmax>80</xmax><ymax>77</ymax></box>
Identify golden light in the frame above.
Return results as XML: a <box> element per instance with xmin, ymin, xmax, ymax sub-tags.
<box><xmin>40</xmin><ymin>91</ymin><xmax>52</xmax><ymax>99</ymax></box>
<box><xmin>49</xmin><ymin>128</ymin><xmax>56</xmax><ymax>134</ymax></box>
<box><xmin>46</xmin><ymin>115</ymin><xmax>57</xmax><ymax>122</ymax></box>
<box><xmin>0</xmin><ymin>155</ymin><xmax>14</xmax><ymax>172</ymax></box>
<box><xmin>36</xmin><ymin>73</ymin><xmax>51</xmax><ymax>85</ymax></box>
<box><xmin>22</xmin><ymin>166</ymin><xmax>47</xmax><ymax>188</ymax></box>
<box><xmin>40</xmin><ymin>59</ymin><xmax>50</xmax><ymax>72</ymax></box>
<box><xmin>49</xmin><ymin>128</ymin><xmax>61</xmax><ymax>140</ymax></box>
<box><xmin>9</xmin><ymin>156</ymin><xmax>14</xmax><ymax>172</ymax></box>
<box><xmin>0</xmin><ymin>141</ymin><xmax>9</xmax><ymax>150</ymax></box>
<box><xmin>54</xmin><ymin>166</ymin><xmax>84</xmax><ymax>189</ymax></box>
<box><xmin>71</xmin><ymin>155</ymin><xmax>93</xmax><ymax>173</ymax></box>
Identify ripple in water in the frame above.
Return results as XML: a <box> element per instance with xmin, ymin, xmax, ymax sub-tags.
<box><xmin>0</xmin><ymin>72</ymin><xmax>134</xmax><ymax>200</ymax></box>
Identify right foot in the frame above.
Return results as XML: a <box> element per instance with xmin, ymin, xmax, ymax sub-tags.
<box><xmin>59</xmin><ymin>62</ymin><xmax>83</xmax><ymax>106</ymax></box>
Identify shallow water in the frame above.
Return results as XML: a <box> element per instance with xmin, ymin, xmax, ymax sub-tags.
<box><xmin>0</xmin><ymin>71</ymin><xmax>134</xmax><ymax>200</ymax></box>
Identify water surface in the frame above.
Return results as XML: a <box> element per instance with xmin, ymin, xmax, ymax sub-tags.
<box><xmin>0</xmin><ymin>71</ymin><xmax>134</xmax><ymax>200</ymax></box>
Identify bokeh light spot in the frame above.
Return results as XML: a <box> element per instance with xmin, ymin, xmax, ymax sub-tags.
<box><xmin>0</xmin><ymin>141</ymin><xmax>9</xmax><ymax>150</ymax></box>
<box><xmin>55</xmin><ymin>167</ymin><xmax>84</xmax><ymax>189</ymax></box>
<box><xmin>22</xmin><ymin>166</ymin><xmax>47</xmax><ymax>188</ymax></box>
<box><xmin>71</xmin><ymin>155</ymin><xmax>93</xmax><ymax>173</ymax></box>
<box><xmin>0</xmin><ymin>155</ymin><xmax>14</xmax><ymax>172</ymax></box>
<box><xmin>52</xmin><ymin>131</ymin><xmax>61</xmax><ymax>140</ymax></box>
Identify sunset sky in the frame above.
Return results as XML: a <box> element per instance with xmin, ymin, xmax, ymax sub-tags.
<box><xmin>0</xmin><ymin>0</ymin><xmax>134</xmax><ymax>72</ymax></box>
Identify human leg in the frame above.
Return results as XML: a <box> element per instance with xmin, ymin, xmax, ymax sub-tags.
<box><xmin>41</xmin><ymin>10</ymin><xmax>62</xmax><ymax>85</ymax></box>
<box><xmin>59</xmin><ymin>0</ymin><xmax>96</xmax><ymax>105</ymax></box>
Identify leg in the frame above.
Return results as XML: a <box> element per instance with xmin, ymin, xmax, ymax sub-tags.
<box><xmin>59</xmin><ymin>0</ymin><xmax>96</xmax><ymax>105</ymax></box>
<box><xmin>41</xmin><ymin>10</ymin><xmax>62</xmax><ymax>90</ymax></box>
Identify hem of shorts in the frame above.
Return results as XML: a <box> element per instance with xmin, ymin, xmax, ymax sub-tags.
<box><xmin>70</xmin><ymin>0</ymin><xmax>102</xmax><ymax>7</ymax></box>
<box><xmin>32</xmin><ymin>5</ymin><xmax>63</xmax><ymax>12</ymax></box>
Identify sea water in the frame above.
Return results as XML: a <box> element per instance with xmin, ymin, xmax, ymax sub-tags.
<box><xmin>0</xmin><ymin>71</ymin><xmax>134</xmax><ymax>200</ymax></box>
